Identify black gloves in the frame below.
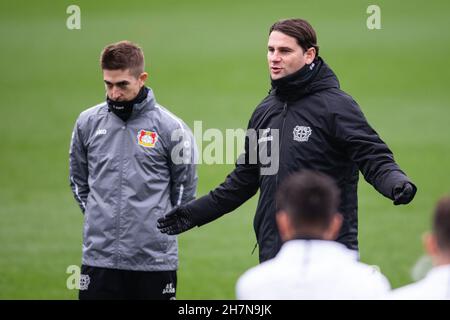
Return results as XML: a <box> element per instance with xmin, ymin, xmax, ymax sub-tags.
<box><xmin>393</xmin><ymin>181</ymin><xmax>417</xmax><ymax>205</ymax></box>
<box><xmin>157</xmin><ymin>206</ymin><xmax>196</xmax><ymax>235</ymax></box>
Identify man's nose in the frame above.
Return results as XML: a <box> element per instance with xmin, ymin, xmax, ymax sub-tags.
<box><xmin>110</xmin><ymin>87</ymin><xmax>122</xmax><ymax>100</ymax></box>
<box><xmin>270</xmin><ymin>52</ymin><xmax>281</xmax><ymax>63</ymax></box>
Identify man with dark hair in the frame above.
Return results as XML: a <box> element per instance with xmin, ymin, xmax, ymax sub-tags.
<box><xmin>236</xmin><ymin>171</ymin><xmax>390</xmax><ymax>299</ymax></box>
<box><xmin>389</xmin><ymin>196</ymin><xmax>450</xmax><ymax>299</ymax></box>
<box><xmin>69</xmin><ymin>40</ymin><xmax>197</xmax><ymax>299</ymax></box>
<box><xmin>158</xmin><ymin>18</ymin><xmax>417</xmax><ymax>263</ymax></box>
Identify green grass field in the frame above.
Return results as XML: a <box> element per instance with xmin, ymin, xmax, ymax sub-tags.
<box><xmin>1</xmin><ymin>0</ymin><xmax>449</xmax><ymax>299</ymax></box>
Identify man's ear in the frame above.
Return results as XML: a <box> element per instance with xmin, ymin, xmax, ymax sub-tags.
<box><xmin>276</xmin><ymin>211</ymin><xmax>292</xmax><ymax>242</ymax></box>
<box><xmin>304</xmin><ymin>47</ymin><xmax>316</xmax><ymax>65</ymax></box>
<box><xmin>139</xmin><ymin>72</ymin><xmax>148</xmax><ymax>85</ymax></box>
<box><xmin>424</xmin><ymin>232</ymin><xmax>439</xmax><ymax>257</ymax></box>
<box><xmin>323</xmin><ymin>213</ymin><xmax>343</xmax><ymax>240</ymax></box>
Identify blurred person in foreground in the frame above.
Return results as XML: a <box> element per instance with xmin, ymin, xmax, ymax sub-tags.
<box><xmin>158</xmin><ymin>18</ymin><xmax>417</xmax><ymax>263</ymax></box>
<box><xmin>389</xmin><ymin>196</ymin><xmax>450</xmax><ymax>300</ymax></box>
<box><xmin>69</xmin><ymin>41</ymin><xmax>197</xmax><ymax>299</ymax></box>
<box><xmin>236</xmin><ymin>170</ymin><xmax>390</xmax><ymax>299</ymax></box>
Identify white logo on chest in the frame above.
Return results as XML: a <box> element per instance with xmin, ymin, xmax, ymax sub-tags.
<box><xmin>293</xmin><ymin>126</ymin><xmax>312</xmax><ymax>142</ymax></box>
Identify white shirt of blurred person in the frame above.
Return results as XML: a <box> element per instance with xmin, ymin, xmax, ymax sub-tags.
<box><xmin>389</xmin><ymin>196</ymin><xmax>450</xmax><ymax>300</ymax></box>
<box><xmin>236</xmin><ymin>170</ymin><xmax>390</xmax><ymax>300</ymax></box>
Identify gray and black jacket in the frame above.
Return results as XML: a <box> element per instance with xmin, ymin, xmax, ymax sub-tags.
<box><xmin>69</xmin><ymin>87</ymin><xmax>197</xmax><ymax>271</ymax></box>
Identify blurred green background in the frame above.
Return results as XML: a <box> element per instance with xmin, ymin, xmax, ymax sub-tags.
<box><xmin>0</xmin><ymin>0</ymin><xmax>449</xmax><ymax>299</ymax></box>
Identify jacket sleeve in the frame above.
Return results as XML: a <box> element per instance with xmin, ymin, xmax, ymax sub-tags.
<box><xmin>168</xmin><ymin>123</ymin><xmax>198</xmax><ymax>206</ymax></box>
<box><xmin>185</xmin><ymin>120</ymin><xmax>260</xmax><ymax>226</ymax></box>
<box><xmin>333</xmin><ymin>96</ymin><xmax>415</xmax><ymax>199</ymax></box>
<box><xmin>69</xmin><ymin>117</ymin><xmax>90</xmax><ymax>213</ymax></box>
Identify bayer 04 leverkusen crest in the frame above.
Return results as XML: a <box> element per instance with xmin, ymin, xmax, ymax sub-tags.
<box><xmin>137</xmin><ymin>129</ymin><xmax>158</xmax><ymax>148</ymax></box>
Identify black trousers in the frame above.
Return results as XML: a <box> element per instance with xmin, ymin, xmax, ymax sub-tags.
<box><xmin>78</xmin><ymin>265</ymin><xmax>177</xmax><ymax>300</ymax></box>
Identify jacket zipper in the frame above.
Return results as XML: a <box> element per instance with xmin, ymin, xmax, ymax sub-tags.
<box><xmin>273</xmin><ymin>102</ymin><xmax>288</xmax><ymax>256</ymax></box>
<box><xmin>252</xmin><ymin>102</ymin><xmax>288</xmax><ymax>258</ymax></box>
<box><xmin>254</xmin><ymin>102</ymin><xmax>287</xmax><ymax>260</ymax></box>
<box><xmin>275</xmin><ymin>102</ymin><xmax>288</xmax><ymax>188</ymax></box>
<box><xmin>115</xmin><ymin>123</ymin><xmax>127</xmax><ymax>267</ymax></box>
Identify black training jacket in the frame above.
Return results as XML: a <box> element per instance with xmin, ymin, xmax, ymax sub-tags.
<box><xmin>187</xmin><ymin>57</ymin><xmax>414</xmax><ymax>262</ymax></box>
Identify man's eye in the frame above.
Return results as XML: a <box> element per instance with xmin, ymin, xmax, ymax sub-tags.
<box><xmin>118</xmin><ymin>83</ymin><xmax>128</xmax><ymax>88</ymax></box>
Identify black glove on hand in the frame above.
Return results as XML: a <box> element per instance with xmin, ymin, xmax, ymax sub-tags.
<box><xmin>393</xmin><ymin>181</ymin><xmax>417</xmax><ymax>205</ymax></box>
<box><xmin>157</xmin><ymin>206</ymin><xmax>196</xmax><ymax>235</ymax></box>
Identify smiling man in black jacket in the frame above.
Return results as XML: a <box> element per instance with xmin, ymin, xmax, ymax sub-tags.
<box><xmin>158</xmin><ymin>18</ymin><xmax>417</xmax><ymax>262</ymax></box>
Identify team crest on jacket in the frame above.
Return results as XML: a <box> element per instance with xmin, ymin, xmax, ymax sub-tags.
<box><xmin>293</xmin><ymin>126</ymin><xmax>312</xmax><ymax>142</ymax></box>
<box><xmin>137</xmin><ymin>129</ymin><xmax>158</xmax><ymax>148</ymax></box>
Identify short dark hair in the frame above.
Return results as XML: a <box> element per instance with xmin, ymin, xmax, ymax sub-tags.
<box><xmin>269</xmin><ymin>18</ymin><xmax>319</xmax><ymax>56</ymax></box>
<box><xmin>100</xmin><ymin>40</ymin><xmax>145</xmax><ymax>78</ymax></box>
<box><xmin>434</xmin><ymin>196</ymin><xmax>450</xmax><ymax>251</ymax></box>
<box><xmin>276</xmin><ymin>170</ymin><xmax>340</xmax><ymax>230</ymax></box>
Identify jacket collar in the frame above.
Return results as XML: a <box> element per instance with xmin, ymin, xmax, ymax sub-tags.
<box><xmin>278</xmin><ymin>239</ymin><xmax>359</xmax><ymax>262</ymax></box>
<box><xmin>424</xmin><ymin>264</ymin><xmax>450</xmax><ymax>280</ymax></box>
<box><xmin>132</xmin><ymin>86</ymin><xmax>156</xmax><ymax>116</ymax></box>
<box><xmin>106</xmin><ymin>86</ymin><xmax>156</xmax><ymax>122</ymax></box>
<box><xmin>270</xmin><ymin>57</ymin><xmax>340</xmax><ymax>102</ymax></box>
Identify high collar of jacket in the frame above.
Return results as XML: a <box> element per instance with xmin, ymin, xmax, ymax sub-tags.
<box><xmin>424</xmin><ymin>264</ymin><xmax>450</xmax><ymax>280</ymax></box>
<box><xmin>278</xmin><ymin>239</ymin><xmax>358</xmax><ymax>262</ymax></box>
<box><xmin>270</xmin><ymin>57</ymin><xmax>340</xmax><ymax>102</ymax></box>
<box><xmin>107</xmin><ymin>86</ymin><xmax>155</xmax><ymax>122</ymax></box>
